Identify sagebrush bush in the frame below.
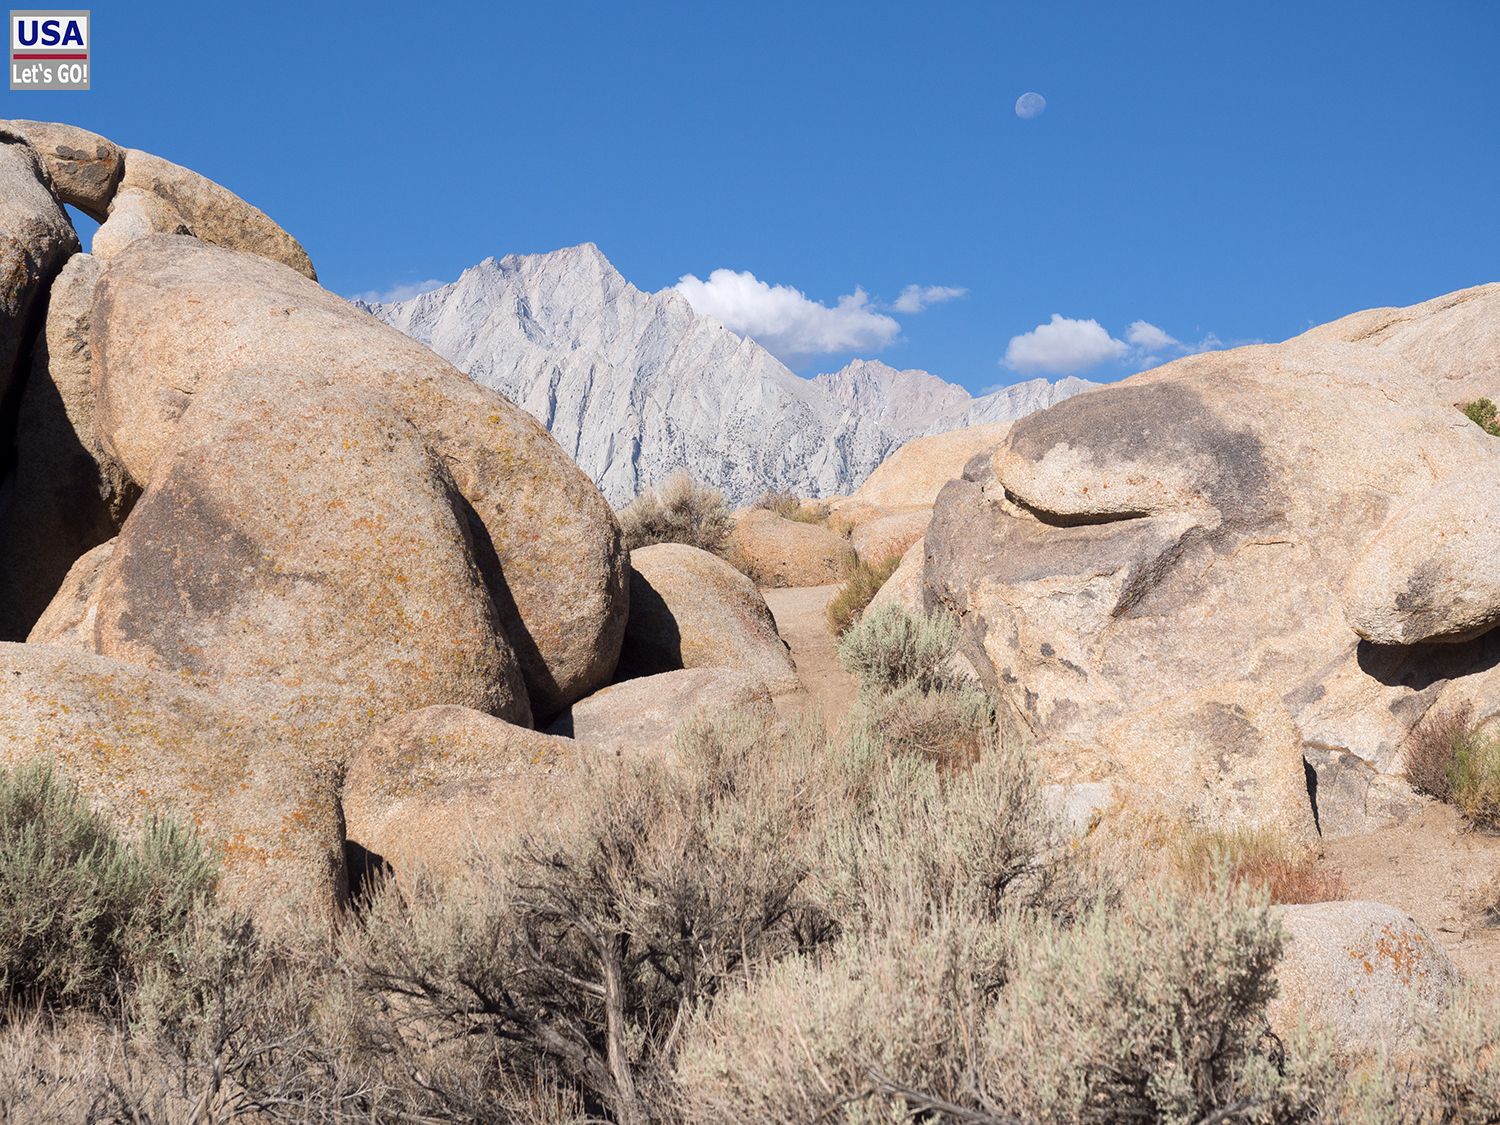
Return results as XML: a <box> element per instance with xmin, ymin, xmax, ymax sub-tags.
<box><xmin>1463</xmin><ymin>397</ymin><xmax>1500</xmax><ymax>437</ymax></box>
<box><xmin>677</xmin><ymin>878</ymin><xmax>1318</xmax><ymax>1124</ymax></box>
<box><xmin>354</xmin><ymin>711</ymin><xmax>831</xmax><ymax>1124</ymax></box>
<box><xmin>983</xmin><ymin>879</ymin><xmax>1306</xmax><ymax>1123</ymax></box>
<box><xmin>617</xmin><ymin>472</ymin><xmax>733</xmax><ymax>553</ymax></box>
<box><xmin>825</xmin><ymin>552</ymin><xmax>902</xmax><ymax>636</ymax></box>
<box><xmin>1174</xmin><ymin>826</ymin><xmax>1347</xmax><ymax>905</ymax></box>
<box><xmin>0</xmin><ymin>760</ymin><xmax>216</xmax><ymax>1011</ymax></box>
<box><xmin>838</xmin><ymin>602</ymin><xmax>961</xmax><ymax>695</ymax></box>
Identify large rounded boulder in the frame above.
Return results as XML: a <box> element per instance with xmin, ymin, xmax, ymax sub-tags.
<box><xmin>90</xmin><ymin>236</ymin><xmax>627</xmax><ymax>719</ymax></box>
<box><xmin>619</xmin><ymin>543</ymin><xmax>798</xmax><ymax>693</ymax></box>
<box><xmin>0</xmin><ymin>254</ymin><xmax>135</xmax><ymax>640</ymax></box>
<box><xmin>924</xmin><ymin>327</ymin><xmax>1500</xmax><ymax>835</ymax></box>
<box><xmin>1270</xmin><ymin>901</ymin><xmax>1459</xmax><ymax>1052</ymax></box>
<box><xmin>0</xmin><ymin>643</ymin><xmax>346</xmax><ymax>926</ymax></box>
<box><xmin>91</xmin><ymin>368</ymin><xmax>532</xmax><ymax>733</ymax></box>
<box><xmin>0</xmin><ymin>130</ymin><xmax>77</xmax><ymax>404</ymax></box>
<box><xmin>343</xmin><ymin>706</ymin><xmax>581</xmax><ymax>880</ymax></box>
<box><xmin>728</xmin><ymin>509</ymin><xmax>855</xmax><ymax>588</ymax></box>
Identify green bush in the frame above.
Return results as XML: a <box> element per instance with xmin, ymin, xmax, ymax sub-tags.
<box><xmin>837</xmin><ymin>603</ymin><xmax>961</xmax><ymax>695</ymax></box>
<box><xmin>617</xmin><ymin>472</ymin><xmax>733</xmax><ymax>554</ymax></box>
<box><xmin>0</xmin><ymin>760</ymin><xmax>216</xmax><ymax>1011</ymax></box>
<box><xmin>1463</xmin><ymin>398</ymin><xmax>1500</xmax><ymax>437</ymax></box>
<box><xmin>825</xmin><ymin>553</ymin><xmax>901</xmax><ymax>636</ymax></box>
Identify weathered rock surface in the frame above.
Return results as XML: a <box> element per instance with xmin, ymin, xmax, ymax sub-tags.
<box><xmin>868</xmin><ymin>536</ymin><xmax>928</xmax><ymax>616</ymax></box>
<box><xmin>836</xmin><ymin>421</ymin><xmax>1013</xmax><ymax>514</ymax></box>
<box><xmin>343</xmin><ymin>706</ymin><xmax>580</xmax><ymax>879</ymax></box>
<box><xmin>0</xmin><ymin>120</ymin><xmax>122</xmax><ymax>220</ymax></box>
<box><xmin>728</xmin><ymin>509</ymin><xmax>856</xmax><ymax>588</ymax></box>
<box><xmin>27</xmin><ymin>538</ymin><xmax>112</xmax><ymax>649</ymax></box>
<box><xmin>849</xmin><ymin>507</ymin><xmax>930</xmax><ymax>566</ymax></box>
<box><xmin>92</xmin><ymin>368</ymin><xmax>532</xmax><ymax>733</ymax></box>
<box><xmin>1081</xmin><ymin>687</ymin><xmax>1318</xmax><ymax>842</ymax></box>
<box><xmin>1270</xmin><ymin>901</ymin><xmax>1459</xmax><ymax>1052</ymax></box>
<box><xmin>1344</xmin><ymin>476</ymin><xmax>1500</xmax><ymax>645</ymax></box>
<box><xmin>923</xmin><ymin>326</ymin><xmax>1500</xmax><ymax>835</ymax></box>
<box><xmin>0</xmin><ymin>131</ymin><xmax>77</xmax><ymax>403</ymax></box>
<box><xmin>91</xmin><ymin>236</ymin><xmax>627</xmax><ymax>719</ymax></box>
<box><xmin>1295</xmin><ymin>282</ymin><xmax>1500</xmax><ymax>407</ymax></box>
<box><xmin>0</xmin><ymin>254</ymin><xmax>135</xmax><ymax>639</ymax></box>
<box><xmin>361</xmin><ymin>246</ymin><xmax>1090</xmax><ymax>505</ymax></box>
<box><xmin>109</xmin><ymin>149</ymin><xmax>314</xmax><ymax>278</ymax></box>
<box><xmin>0</xmin><ymin>642</ymin><xmax>345</xmax><ymax>925</ymax></box>
<box><xmin>619</xmin><ymin>544</ymin><xmax>798</xmax><ymax>693</ymax></box>
<box><xmin>547</xmin><ymin>669</ymin><xmax>778</xmax><ymax>758</ymax></box>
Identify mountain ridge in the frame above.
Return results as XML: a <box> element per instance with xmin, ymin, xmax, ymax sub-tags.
<box><xmin>357</xmin><ymin>243</ymin><xmax>1094</xmax><ymax>505</ymax></box>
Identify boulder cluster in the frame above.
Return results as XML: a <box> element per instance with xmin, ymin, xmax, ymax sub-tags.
<box><xmin>0</xmin><ymin>122</ymin><xmax>801</xmax><ymax>924</ymax></box>
<box><xmin>917</xmin><ymin>284</ymin><xmax>1500</xmax><ymax>837</ymax></box>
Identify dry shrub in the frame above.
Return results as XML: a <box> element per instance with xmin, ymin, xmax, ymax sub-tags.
<box><xmin>837</xmin><ymin>602</ymin><xmax>960</xmax><ymax>695</ymax></box>
<box><xmin>1403</xmin><ymin>703</ymin><xmax>1500</xmax><ymax>828</ymax></box>
<box><xmin>1404</xmin><ymin>703</ymin><xmax>1476</xmax><ymax>801</ymax></box>
<box><xmin>824</xmin><ymin>552</ymin><xmax>901</xmax><ymax>635</ymax></box>
<box><xmin>1174</xmin><ymin>826</ymin><xmax>1347</xmax><ymax>906</ymax></box>
<box><xmin>752</xmin><ymin>488</ymin><xmax>829</xmax><ymax>524</ymax></box>
<box><xmin>616</xmin><ymin>472</ymin><xmax>732</xmax><ymax>554</ymax></box>
<box><xmin>352</xmin><ymin>711</ymin><xmax>832</xmax><ymax>1124</ymax></box>
<box><xmin>859</xmin><ymin>682</ymin><xmax>995</xmax><ymax>775</ymax></box>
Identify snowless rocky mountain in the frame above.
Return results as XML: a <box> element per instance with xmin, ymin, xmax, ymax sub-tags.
<box><xmin>358</xmin><ymin>244</ymin><xmax>1093</xmax><ymax>506</ymax></box>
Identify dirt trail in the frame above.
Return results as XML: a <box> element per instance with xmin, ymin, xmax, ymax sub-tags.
<box><xmin>761</xmin><ymin>584</ymin><xmax>858</xmax><ymax>734</ymax></box>
<box><xmin>1319</xmin><ymin>804</ymin><xmax>1500</xmax><ymax>987</ymax></box>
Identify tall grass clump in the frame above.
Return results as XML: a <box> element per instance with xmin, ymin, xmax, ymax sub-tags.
<box><xmin>838</xmin><ymin>602</ymin><xmax>961</xmax><ymax>695</ymax></box>
<box><xmin>825</xmin><ymin>552</ymin><xmax>901</xmax><ymax>635</ymax></box>
<box><xmin>1173</xmin><ymin>825</ymin><xmax>1347</xmax><ymax>905</ymax></box>
<box><xmin>617</xmin><ymin>472</ymin><xmax>733</xmax><ymax>554</ymax></box>
<box><xmin>0</xmin><ymin>760</ymin><xmax>216</xmax><ymax>1011</ymax></box>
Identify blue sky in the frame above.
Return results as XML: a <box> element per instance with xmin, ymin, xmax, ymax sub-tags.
<box><xmin>7</xmin><ymin>0</ymin><xmax>1498</xmax><ymax>391</ymax></box>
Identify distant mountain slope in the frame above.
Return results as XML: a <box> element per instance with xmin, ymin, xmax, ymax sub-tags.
<box><xmin>358</xmin><ymin>244</ymin><xmax>1093</xmax><ymax>505</ymax></box>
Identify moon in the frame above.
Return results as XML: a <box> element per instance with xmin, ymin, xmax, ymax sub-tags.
<box><xmin>1015</xmin><ymin>92</ymin><xmax>1047</xmax><ymax>120</ymax></box>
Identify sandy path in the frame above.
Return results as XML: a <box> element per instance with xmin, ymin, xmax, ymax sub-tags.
<box><xmin>761</xmin><ymin>584</ymin><xmax>858</xmax><ymax>734</ymax></box>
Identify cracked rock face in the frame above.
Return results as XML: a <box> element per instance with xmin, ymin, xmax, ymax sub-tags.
<box><xmin>925</xmin><ymin>311</ymin><xmax>1500</xmax><ymax>835</ymax></box>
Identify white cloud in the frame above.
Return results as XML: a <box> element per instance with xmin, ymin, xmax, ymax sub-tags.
<box><xmin>1004</xmin><ymin>314</ymin><xmax>1128</xmax><ymax>375</ymax></box>
<box><xmin>675</xmin><ymin>269</ymin><xmax>900</xmax><ymax>364</ymax></box>
<box><xmin>891</xmin><ymin>284</ymin><xmax>968</xmax><ymax>313</ymax></box>
<box><xmin>1125</xmin><ymin>320</ymin><xmax>1179</xmax><ymax>352</ymax></box>
<box><xmin>351</xmin><ymin>278</ymin><xmax>445</xmax><ymax>304</ymax></box>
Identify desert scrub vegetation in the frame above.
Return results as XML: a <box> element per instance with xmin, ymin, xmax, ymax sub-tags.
<box><xmin>11</xmin><ymin>696</ymin><xmax>1500</xmax><ymax>1119</ymax></box>
<box><xmin>1463</xmin><ymin>397</ymin><xmax>1500</xmax><ymax>436</ymax></box>
<box><xmin>1173</xmin><ymin>825</ymin><xmax>1347</xmax><ymax>906</ymax></box>
<box><xmin>751</xmin><ymin>487</ymin><xmax>831</xmax><ymax>525</ymax></box>
<box><xmin>1403</xmin><ymin>701</ymin><xmax>1500</xmax><ymax>828</ymax></box>
<box><xmin>838</xmin><ymin>601</ymin><xmax>962</xmax><ymax>695</ymax></box>
<box><xmin>616</xmin><ymin>472</ymin><xmax>733</xmax><ymax>554</ymax></box>
<box><xmin>824</xmin><ymin>551</ymin><xmax>901</xmax><ymax>635</ymax></box>
<box><xmin>0</xmin><ymin>759</ymin><xmax>215</xmax><ymax>1011</ymax></box>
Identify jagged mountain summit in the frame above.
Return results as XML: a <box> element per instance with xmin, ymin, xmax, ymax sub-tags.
<box><xmin>358</xmin><ymin>244</ymin><xmax>1092</xmax><ymax>506</ymax></box>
